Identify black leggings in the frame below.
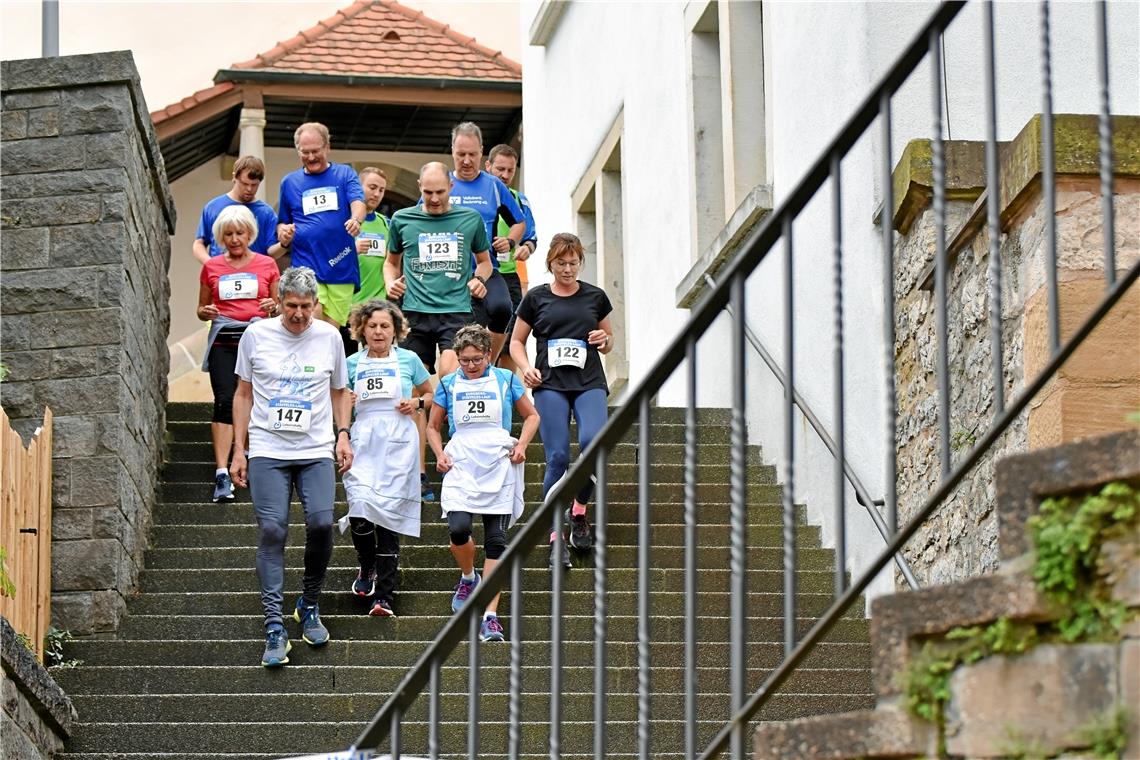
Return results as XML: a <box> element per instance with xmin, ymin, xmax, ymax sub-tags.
<box><xmin>447</xmin><ymin>512</ymin><xmax>507</xmax><ymax>560</ymax></box>
<box><xmin>349</xmin><ymin>517</ymin><xmax>400</xmax><ymax>603</ymax></box>
<box><xmin>471</xmin><ymin>270</ymin><xmax>513</xmax><ymax>334</ymax></box>
<box><xmin>207</xmin><ymin>329</ymin><xmax>244</xmax><ymax>424</ymax></box>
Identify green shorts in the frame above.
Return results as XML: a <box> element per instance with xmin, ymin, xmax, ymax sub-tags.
<box><xmin>316</xmin><ymin>282</ymin><xmax>355</xmax><ymax>326</ymax></box>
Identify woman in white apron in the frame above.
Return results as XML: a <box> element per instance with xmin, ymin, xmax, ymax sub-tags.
<box><xmin>341</xmin><ymin>300</ymin><xmax>433</xmax><ymax>617</ymax></box>
<box><xmin>426</xmin><ymin>324</ymin><xmax>539</xmax><ymax>642</ymax></box>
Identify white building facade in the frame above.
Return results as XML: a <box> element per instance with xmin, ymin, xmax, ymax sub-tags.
<box><xmin>519</xmin><ymin>0</ymin><xmax>1139</xmax><ymax>600</ymax></box>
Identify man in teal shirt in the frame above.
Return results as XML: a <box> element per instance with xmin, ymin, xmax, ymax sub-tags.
<box><xmin>384</xmin><ymin>161</ymin><xmax>492</xmax><ymax>378</ymax></box>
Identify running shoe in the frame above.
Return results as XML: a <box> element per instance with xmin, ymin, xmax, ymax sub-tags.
<box><xmin>293</xmin><ymin>598</ymin><xmax>330</xmax><ymax>646</ymax></box>
<box><xmin>480</xmin><ymin>614</ymin><xmax>505</xmax><ymax>642</ymax></box>
<box><xmin>549</xmin><ymin>539</ymin><xmax>572</xmax><ymax>570</ymax></box>
<box><xmin>568</xmin><ymin>509</ymin><xmax>593</xmax><ymax>552</ymax></box>
<box><xmin>420</xmin><ymin>473</ymin><xmax>436</xmax><ymax>502</ymax></box>
<box><xmin>352</xmin><ymin>568</ymin><xmax>377</xmax><ymax>597</ymax></box>
<box><xmin>450</xmin><ymin>573</ymin><xmax>481</xmax><ymax>613</ymax></box>
<box><xmin>369</xmin><ymin>598</ymin><xmax>395</xmax><ymax>617</ymax></box>
<box><xmin>261</xmin><ymin>625</ymin><xmax>291</xmax><ymax>667</ymax></box>
<box><xmin>211</xmin><ymin>472</ymin><xmax>235</xmax><ymax>503</ymax></box>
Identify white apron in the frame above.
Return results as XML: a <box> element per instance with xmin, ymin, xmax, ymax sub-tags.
<box><xmin>340</xmin><ymin>353</ymin><xmax>422</xmax><ymax>537</ymax></box>
<box><xmin>440</xmin><ymin>373</ymin><xmax>524</xmax><ymax>526</ymax></box>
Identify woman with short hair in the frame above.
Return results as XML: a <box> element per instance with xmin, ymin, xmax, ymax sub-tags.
<box><xmin>509</xmin><ymin>232</ymin><xmax>614</xmax><ymax>569</ymax></box>
<box><xmin>197</xmin><ymin>204</ymin><xmax>280</xmax><ymax>502</ymax></box>
<box><xmin>427</xmin><ymin>324</ymin><xmax>539</xmax><ymax>642</ymax></box>
<box><xmin>340</xmin><ymin>300</ymin><xmax>434</xmax><ymax>617</ymax></box>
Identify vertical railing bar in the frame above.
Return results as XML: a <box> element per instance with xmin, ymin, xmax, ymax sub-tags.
<box><xmin>930</xmin><ymin>28</ymin><xmax>952</xmax><ymax>478</ymax></box>
<box><xmin>508</xmin><ymin>556</ymin><xmax>523</xmax><ymax>760</ymax></box>
<box><xmin>550</xmin><ymin>504</ymin><xmax>565</xmax><ymax>760</ymax></box>
<box><xmin>880</xmin><ymin>93</ymin><xmax>898</xmax><ymax>536</ymax></box>
<box><xmin>468</xmin><ymin>613</ymin><xmax>480</xmax><ymax>760</ymax></box>
<box><xmin>780</xmin><ymin>217</ymin><xmax>796</xmax><ymax>660</ymax></box>
<box><xmin>1040</xmin><ymin>0</ymin><xmax>1060</xmax><ymax>353</ymax></box>
<box><xmin>390</xmin><ymin>709</ymin><xmax>402</xmax><ymax>760</ymax></box>
<box><xmin>831</xmin><ymin>154</ymin><xmax>847</xmax><ymax>597</ymax></box>
<box><xmin>429</xmin><ymin>658</ymin><xmax>441</xmax><ymax>760</ymax></box>
<box><xmin>1095</xmin><ymin>0</ymin><xmax>1116</xmax><ymax>287</ymax></box>
<box><xmin>683</xmin><ymin>335</ymin><xmax>699</xmax><ymax>760</ymax></box>
<box><xmin>637</xmin><ymin>396</ymin><xmax>652</xmax><ymax>760</ymax></box>
<box><xmin>729</xmin><ymin>270</ymin><xmax>748</xmax><ymax>760</ymax></box>
<box><xmin>982</xmin><ymin>0</ymin><xmax>1005</xmax><ymax>416</ymax></box>
<box><xmin>593</xmin><ymin>447</ymin><xmax>609</xmax><ymax>760</ymax></box>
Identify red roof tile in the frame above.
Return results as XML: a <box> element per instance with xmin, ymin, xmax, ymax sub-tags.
<box><xmin>229</xmin><ymin>0</ymin><xmax>521</xmax><ymax>81</ymax></box>
<box><xmin>150</xmin><ymin>81</ymin><xmax>236</xmax><ymax>125</ymax></box>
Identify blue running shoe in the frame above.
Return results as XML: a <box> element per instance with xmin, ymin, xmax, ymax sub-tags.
<box><xmin>480</xmin><ymin>614</ymin><xmax>505</xmax><ymax>642</ymax></box>
<box><xmin>421</xmin><ymin>472</ymin><xmax>436</xmax><ymax>502</ymax></box>
<box><xmin>293</xmin><ymin>598</ymin><xmax>330</xmax><ymax>646</ymax></box>
<box><xmin>261</xmin><ymin>625</ymin><xmax>291</xmax><ymax>667</ymax></box>
<box><xmin>450</xmin><ymin>574</ymin><xmax>480</xmax><ymax>613</ymax></box>
<box><xmin>212</xmin><ymin>472</ymin><xmax>235</xmax><ymax>503</ymax></box>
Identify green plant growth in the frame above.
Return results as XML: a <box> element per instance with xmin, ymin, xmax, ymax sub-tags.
<box><xmin>1029</xmin><ymin>480</ymin><xmax>1139</xmax><ymax>641</ymax></box>
<box><xmin>1075</xmin><ymin>707</ymin><xmax>1130</xmax><ymax>759</ymax></box>
<box><xmin>0</xmin><ymin>546</ymin><xmax>15</xmax><ymax>598</ymax></box>
<box><xmin>43</xmin><ymin>626</ymin><xmax>82</xmax><ymax>669</ymax></box>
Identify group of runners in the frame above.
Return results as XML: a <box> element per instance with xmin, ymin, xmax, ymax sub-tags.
<box><xmin>194</xmin><ymin>121</ymin><xmax>615</xmax><ymax>666</ymax></box>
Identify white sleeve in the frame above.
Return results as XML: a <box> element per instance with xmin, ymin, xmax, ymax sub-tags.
<box><xmin>235</xmin><ymin>329</ymin><xmax>255</xmax><ymax>381</ymax></box>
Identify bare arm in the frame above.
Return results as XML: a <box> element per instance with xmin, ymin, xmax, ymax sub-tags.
<box><xmin>193</xmin><ymin>239</ymin><xmax>211</xmax><ymax>266</ymax></box>
<box><xmin>509</xmin><ymin>395</ymin><xmax>540</xmax><ymax>464</ymax></box>
<box><xmin>197</xmin><ymin>282</ymin><xmax>219</xmax><ymax>321</ymax></box>
<box><xmin>229</xmin><ymin>379</ymin><xmax>254</xmax><ymax>487</ymax></box>
<box><xmin>510</xmin><ymin>316</ymin><xmax>542</xmax><ymax>389</ymax></box>
<box><xmin>588</xmin><ymin>315</ymin><xmax>615</xmax><ymax>355</ymax></box>
<box><xmin>468</xmin><ymin>251</ymin><xmax>492</xmax><ymax>300</ymax></box>
<box><xmin>384</xmin><ymin>252</ymin><xmax>406</xmax><ymax>299</ymax></box>
<box><xmin>426</xmin><ymin>404</ymin><xmax>451</xmax><ymax>472</ymax></box>
<box><xmin>332</xmin><ymin>386</ymin><xmax>354</xmax><ymax>474</ymax></box>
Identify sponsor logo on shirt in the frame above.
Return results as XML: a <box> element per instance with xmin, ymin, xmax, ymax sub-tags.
<box><xmin>328</xmin><ymin>246</ymin><xmax>352</xmax><ymax>268</ymax></box>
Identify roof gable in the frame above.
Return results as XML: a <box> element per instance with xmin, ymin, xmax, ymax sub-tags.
<box><xmin>229</xmin><ymin>0</ymin><xmax>521</xmax><ymax>82</ymax></box>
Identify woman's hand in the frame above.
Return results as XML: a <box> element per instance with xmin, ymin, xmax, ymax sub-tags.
<box><xmin>199</xmin><ymin>303</ymin><xmax>220</xmax><ymax>320</ymax></box>
<box><xmin>258</xmin><ymin>298</ymin><xmax>276</xmax><ymax>316</ymax></box>
<box><xmin>588</xmin><ymin>329</ymin><xmax>610</xmax><ymax>349</ymax></box>
<box><xmin>521</xmin><ymin>366</ymin><xmax>542</xmax><ymax>389</ymax></box>
<box><xmin>508</xmin><ymin>442</ymin><xmax>527</xmax><ymax>464</ymax></box>
<box><xmin>435</xmin><ymin>452</ymin><xmax>453</xmax><ymax>473</ymax></box>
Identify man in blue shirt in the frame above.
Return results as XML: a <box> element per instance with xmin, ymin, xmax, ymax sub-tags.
<box><xmin>276</xmin><ymin>122</ymin><xmax>366</xmax><ymax>332</ymax></box>
<box><xmin>449</xmin><ymin>122</ymin><xmax>527</xmax><ymax>362</ymax></box>
<box><xmin>193</xmin><ymin>156</ymin><xmax>285</xmax><ymax>264</ymax></box>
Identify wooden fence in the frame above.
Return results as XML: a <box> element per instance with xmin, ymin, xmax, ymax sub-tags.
<box><xmin>0</xmin><ymin>406</ymin><xmax>53</xmax><ymax>662</ymax></box>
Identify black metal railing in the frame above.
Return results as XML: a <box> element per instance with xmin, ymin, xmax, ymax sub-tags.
<box><xmin>342</xmin><ymin>1</ymin><xmax>1135</xmax><ymax>757</ymax></box>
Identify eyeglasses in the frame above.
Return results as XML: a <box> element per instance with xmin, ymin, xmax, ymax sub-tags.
<box><xmin>458</xmin><ymin>355</ymin><xmax>488</xmax><ymax>366</ymax></box>
<box><xmin>551</xmin><ymin>259</ymin><xmax>582</xmax><ymax>269</ymax></box>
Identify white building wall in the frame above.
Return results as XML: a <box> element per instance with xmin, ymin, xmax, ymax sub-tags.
<box><xmin>521</xmin><ymin>0</ymin><xmax>1139</xmax><ymax>603</ymax></box>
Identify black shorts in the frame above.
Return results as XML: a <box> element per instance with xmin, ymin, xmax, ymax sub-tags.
<box><xmin>470</xmin><ymin>270</ymin><xmax>512</xmax><ymax>333</ymax></box>
<box><xmin>500</xmin><ymin>271</ymin><xmax>523</xmax><ymax>339</ymax></box>
<box><xmin>403</xmin><ymin>311</ymin><xmax>474</xmax><ymax>374</ymax></box>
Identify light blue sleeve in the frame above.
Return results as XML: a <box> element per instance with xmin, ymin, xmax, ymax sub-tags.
<box><xmin>345</xmin><ymin>350</ymin><xmax>362</xmax><ymax>391</ymax></box>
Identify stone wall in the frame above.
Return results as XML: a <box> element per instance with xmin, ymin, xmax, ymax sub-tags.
<box><xmin>0</xmin><ymin>52</ymin><xmax>176</xmax><ymax>635</ymax></box>
<box><xmin>892</xmin><ymin>115</ymin><xmax>1140</xmax><ymax>588</ymax></box>
<box><xmin>1</xmin><ymin>616</ymin><xmax>75</xmax><ymax>759</ymax></box>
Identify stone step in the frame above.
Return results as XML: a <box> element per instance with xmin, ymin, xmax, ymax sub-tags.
<box><xmin>137</xmin><ymin>565</ymin><xmax>844</xmax><ymax>595</ymax></box>
<box><xmin>141</xmin><ymin>542</ymin><xmax>834</xmax><ymax>571</ymax></box>
<box><xmin>163</xmin><ymin>441</ymin><xmax>748</xmax><ymax>466</ymax></box>
<box><xmin>162</xmin><ymin>459</ymin><xmax>779</xmax><ymax>486</ymax></box>
<box><xmin>148</xmin><ymin>522</ymin><xmax>824</xmax><ymax>550</ymax></box>
<box><xmin>64</xmin><ymin>637</ymin><xmax>870</xmax><ymax>670</ymax></box>
<box><xmin>70</xmin><ymin>675</ymin><xmax>875</xmax><ymax>722</ymax></box>
<box><xmin>158</xmin><ymin>480</ymin><xmax>785</xmax><ymax>505</ymax></box>
<box><xmin>55</xmin><ymin>660</ymin><xmax>870</xmax><ymax>697</ymax></box>
<box><xmin>166</xmin><ymin>402</ymin><xmax>734</xmax><ymax>425</ymax></box>
<box><xmin>149</xmin><ymin>499</ymin><xmax>801</xmax><ymax>527</ymax></box>
<box><xmin>116</xmin><ymin>595</ymin><xmax>865</xmax><ymax>634</ymax></box>
<box><xmin>61</xmin><ymin>709</ymin><xmax>871</xmax><ymax>755</ymax></box>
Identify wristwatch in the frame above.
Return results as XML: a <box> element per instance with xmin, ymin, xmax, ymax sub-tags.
<box><xmin>474</xmin><ymin>274</ymin><xmax>488</xmax><ymax>285</ymax></box>
<box><xmin>508</xmin><ymin>238</ymin><xmax>518</xmax><ymax>251</ymax></box>
<box><xmin>417</xmin><ymin>397</ymin><xmax>425</xmax><ymax>410</ymax></box>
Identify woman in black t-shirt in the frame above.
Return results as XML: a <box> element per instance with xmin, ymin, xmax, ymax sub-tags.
<box><xmin>510</xmin><ymin>233</ymin><xmax>614</xmax><ymax>569</ymax></box>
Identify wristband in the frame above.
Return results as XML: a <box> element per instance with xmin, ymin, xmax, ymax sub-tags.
<box><xmin>337</xmin><ymin>427</ymin><xmax>351</xmax><ymax>437</ymax></box>
<box><xmin>474</xmin><ymin>274</ymin><xmax>487</xmax><ymax>285</ymax></box>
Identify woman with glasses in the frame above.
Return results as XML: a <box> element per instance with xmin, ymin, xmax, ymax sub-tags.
<box><xmin>426</xmin><ymin>324</ymin><xmax>539</xmax><ymax>642</ymax></box>
<box><xmin>509</xmin><ymin>233</ymin><xmax>614</xmax><ymax>569</ymax></box>
<box><xmin>340</xmin><ymin>300</ymin><xmax>433</xmax><ymax>617</ymax></box>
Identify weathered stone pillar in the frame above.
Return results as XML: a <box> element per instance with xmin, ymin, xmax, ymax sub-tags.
<box><xmin>238</xmin><ymin>106</ymin><xmax>266</xmax><ymax>199</ymax></box>
<box><xmin>0</xmin><ymin>51</ymin><xmax>176</xmax><ymax>635</ymax></box>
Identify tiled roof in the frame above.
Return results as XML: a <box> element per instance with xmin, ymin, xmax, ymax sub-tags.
<box><xmin>229</xmin><ymin>0</ymin><xmax>522</xmax><ymax>81</ymax></box>
<box><xmin>151</xmin><ymin>82</ymin><xmax>236</xmax><ymax>126</ymax></box>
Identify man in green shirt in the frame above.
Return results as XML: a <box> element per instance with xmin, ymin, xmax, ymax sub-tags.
<box><xmin>353</xmin><ymin>166</ymin><xmax>391</xmax><ymax>304</ymax></box>
<box><xmin>384</xmin><ymin>161</ymin><xmax>492</xmax><ymax>378</ymax></box>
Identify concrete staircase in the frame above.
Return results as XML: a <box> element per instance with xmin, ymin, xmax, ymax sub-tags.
<box><xmin>56</xmin><ymin>401</ymin><xmax>874</xmax><ymax>759</ymax></box>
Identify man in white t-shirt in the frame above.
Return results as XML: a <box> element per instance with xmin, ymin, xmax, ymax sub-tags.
<box><xmin>230</xmin><ymin>266</ymin><xmax>354</xmax><ymax>667</ymax></box>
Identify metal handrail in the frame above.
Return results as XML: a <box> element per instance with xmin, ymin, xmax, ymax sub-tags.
<box><xmin>345</xmin><ymin>1</ymin><xmax>1128</xmax><ymax>757</ymax></box>
<box><xmin>706</xmin><ymin>272</ymin><xmax>921</xmax><ymax>590</ymax></box>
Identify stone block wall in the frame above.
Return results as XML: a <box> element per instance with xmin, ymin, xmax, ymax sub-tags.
<box><xmin>0</xmin><ymin>52</ymin><xmax>176</xmax><ymax>635</ymax></box>
<box><xmin>892</xmin><ymin>115</ymin><xmax>1140</xmax><ymax>588</ymax></box>
<box><xmin>1</xmin><ymin>616</ymin><xmax>75</xmax><ymax>759</ymax></box>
